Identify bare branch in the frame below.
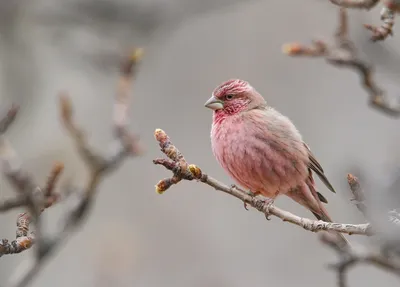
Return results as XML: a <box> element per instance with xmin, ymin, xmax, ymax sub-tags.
<box><xmin>327</xmin><ymin>0</ymin><xmax>396</xmax><ymax>41</ymax></box>
<box><xmin>347</xmin><ymin>174</ymin><xmax>368</xmax><ymax>217</ymax></box>
<box><xmin>0</xmin><ymin>105</ymin><xmax>19</xmax><ymax>134</ymax></box>
<box><xmin>0</xmin><ymin>197</ymin><xmax>25</xmax><ymax>212</ymax></box>
<box><xmin>0</xmin><ymin>160</ymin><xmax>66</xmax><ymax>259</ymax></box>
<box><xmin>42</xmin><ymin>162</ymin><xmax>64</xmax><ymax>199</ymax></box>
<box><xmin>328</xmin><ymin>0</ymin><xmax>379</xmax><ymax>9</ymax></box>
<box><xmin>0</xmin><ymin>106</ymin><xmax>45</xmax><ymax>260</ymax></box>
<box><xmin>0</xmin><ymin>49</ymin><xmax>143</xmax><ymax>287</ymax></box>
<box><xmin>283</xmin><ymin>8</ymin><xmax>400</xmax><ymax>117</ymax></box>
<box><xmin>153</xmin><ymin>129</ymin><xmax>372</xmax><ymax>236</ymax></box>
<box><xmin>320</xmin><ymin>233</ymin><xmax>400</xmax><ymax>287</ymax></box>
<box><xmin>364</xmin><ymin>6</ymin><xmax>396</xmax><ymax>41</ymax></box>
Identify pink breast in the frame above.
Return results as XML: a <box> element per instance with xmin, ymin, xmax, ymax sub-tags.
<box><xmin>211</xmin><ymin>116</ymin><xmax>309</xmax><ymax>198</ymax></box>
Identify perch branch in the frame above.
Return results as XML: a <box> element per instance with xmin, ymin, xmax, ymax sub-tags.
<box><xmin>1</xmin><ymin>48</ymin><xmax>143</xmax><ymax>287</ymax></box>
<box><xmin>152</xmin><ymin>129</ymin><xmax>371</xmax><ymax>236</ymax></box>
<box><xmin>283</xmin><ymin>8</ymin><xmax>400</xmax><ymax>117</ymax></box>
<box><xmin>153</xmin><ymin>129</ymin><xmax>400</xmax><ymax>287</ymax></box>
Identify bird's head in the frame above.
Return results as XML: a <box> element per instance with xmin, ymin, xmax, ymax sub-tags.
<box><xmin>204</xmin><ymin>79</ymin><xmax>265</xmax><ymax>116</ymax></box>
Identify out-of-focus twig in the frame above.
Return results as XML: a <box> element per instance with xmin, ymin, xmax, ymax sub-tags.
<box><xmin>364</xmin><ymin>5</ymin><xmax>396</xmax><ymax>41</ymax></box>
<box><xmin>0</xmin><ymin>162</ymin><xmax>64</xmax><ymax>258</ymax></box>
<box><xmin>283</xmin><ymin>8</ymin><xmax>400</xmax><ymax>117</ymax></box>
<box><xmin>328</xmin><ymin>0</ymin><xmax>397</xmax><ymax>41</ymax></box>
<box><xmin>152</xmin><ymin>129</ymin><xmax>371</xmax><ymax>235</ymax></box>
<box><xmin>320</xmin><ymin>232</ymin><xmax>400</xmax><ymax>287</ymax></box>
<box><xmin>347</xmin><ymin>174</ymin><xmax>368</xmax><ymax>217</ymax></box>
<box><xmin>319</xmin><ymin>174</ymin><xmax>400</xmax><ymax>287</ymax></box>
<box><xmin>328</xmin><ymin>0</ymin><xmax>379</xmax><ymax>9</ymax></box>
<box><xmin>0</xmin><ymin>49</ymin><xmax>143</xmax><ymax>287</ymax></box>
<box><xmin>0</xmin><ymin>104</ymin><xmax>48</xmax><ymax>259</ymax></box>
<box><xmin>346</xmin><ymin>174</ymin><xmax>400</xmax><ymax>226</ymax></box>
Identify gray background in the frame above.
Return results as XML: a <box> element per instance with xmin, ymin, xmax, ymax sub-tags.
<box><xmin>0</xmin><ymin>0</ymin><xmax>400</xmax><ymax>286</ymax></box>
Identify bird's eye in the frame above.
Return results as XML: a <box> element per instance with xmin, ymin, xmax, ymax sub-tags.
<box><xmin>225</xmin><ymin>94</ymin><xmax>234</xmax><ymax>100</ymax></box>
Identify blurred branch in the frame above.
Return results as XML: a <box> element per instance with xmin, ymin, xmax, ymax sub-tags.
<box><xmin>328</xmin><ymin>0</ymin><xmax>379</xmax><ymax>9</ymax></box>
<box><xmin>0</xmin><ymin>162</ymin><xmax>63</xmax><ymax>257</ymax></box>
<box><xmin>328</xmin><ymin>0</ymin><xmax>397</xmax><ymax>41</ymax></box>
<box><xmin>283</xmin><ymin>8</ymin><xmax>400</xmax><ymax>117</ymax></box>
<box><xmin>0</xmin><ymin>49</ymin><xmax>143</xmax><ymax>287</ymax></box>
<box><xmin>152</xmin><ymin>129</ymin><xmax>371</xmax><ymax>236</ymax></box>
<box><xmin>364</xmin><ymin>5</ymin><xmax>396</xmax><ymax>41</ymax></box>
<box><xmin>320</xmin><ymin>232</ymin><xmax>400</xmax><ymax>287</ymax></box>
<box><xmin>347</xmin><ymin>174</ymin><xmax>368</xmax><ymax>218</ymax></box>
<box><xmin>327</xmin><ymin>175</ymin><xmax>400</xmax><ymax>287</ymax></box>
<box><xmin>153</xmin><ymin>129</ymin><xmax>400</xmax><ymax>287</ymax></box>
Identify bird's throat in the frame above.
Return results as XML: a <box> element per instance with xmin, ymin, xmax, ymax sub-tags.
<box><xmin>213</xmin><ymin>110</ymin><xmax>228</xmax><ymax>125</ymax></box>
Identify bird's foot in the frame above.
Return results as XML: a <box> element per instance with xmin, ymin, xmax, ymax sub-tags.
<box><xmin>243</xmin><ymin>202</ymin><xmax>249</xmax><ymax>210</ymax></box>
<box><xmin>230</xmin><ymin>184</ymin><xmax>255</xmax><ymax>210</ymax></box>
<box><xmin>264</xmin><ymin>198</ymin><xmax>274</xmax><ymax>220</ymax></box>
<box><xmin>264</xmin><ymin>198</ymin><xmax>275</xmax><ymax>220</ymax></box>
<box><xmin>253</xmin><ymin>196</ymin><xmax>275</xmax><ymax>220</ymax></box>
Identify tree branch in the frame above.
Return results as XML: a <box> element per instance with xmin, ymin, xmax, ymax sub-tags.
<box><xmin>364</xmin><ymin>5</ymin><xmax>396</xmax><ymax>41</ymax></box>
<box><xmin>320</xmin><ymin>232</ymin><xmax>400</xmax><ymax>287</ymax></box>
<box><xmin>328</xmin><ymin>0</ymin><xmax>397</xmax><ymax>41</ymax></box>
<box><xmin>0</xmin><ymin>162</ymin><xmax>63</xmax><ymax>258</ymax></box>
<box><xmin>0</xmin><ymin>48</ymin><xmax>143</xmax><ymax>287</ymax></box>
<box><xmin>152</xmin><ymin>129</ymin><xmax>372</xmax><ymax>236</ymax></box>
<box><xmin>283</xmin><ymin>8</ymin><xmax>400</xmax><ymax>117</ymax></box>
<box><xmin>347</xmin><ymin>174</ymin><xmax>368</xmax><ymax>218</ymax></box>
<box><xmin>320</xmin><ymin>173</ymin><xmax>400</xmax><ymax>287</ymax></box>
<box><xmin>152</xmin><ymin>129</ymin><xmax>400</xmax><ymax>287</ymax></box>
<box><xmin>328</xmin><ymin>0</ymin><xmax>380</xmax><ymax>9</ymax></box>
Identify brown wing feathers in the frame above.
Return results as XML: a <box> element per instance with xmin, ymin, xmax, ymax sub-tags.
<box><xmin>303</xmin><ymin>143</ymin><xmax>336</xmax><ymax>194</ymax></box>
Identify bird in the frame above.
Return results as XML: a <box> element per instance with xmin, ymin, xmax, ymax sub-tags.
<box><xmin>205</xmin><ymin>78</ymin><xmax>349</xmax><ymax>246</ymax></box>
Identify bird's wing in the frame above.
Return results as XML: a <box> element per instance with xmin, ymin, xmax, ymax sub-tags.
<box><xmin>303</xmin><ymin>142</ymin><xmax>336</xmax><ymax>193</ymax></box>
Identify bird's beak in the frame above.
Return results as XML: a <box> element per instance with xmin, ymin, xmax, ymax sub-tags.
<box><xmin>204</xmin><ymin>96</ymin><xmax>224</xmax><ymax>110</ymax></box>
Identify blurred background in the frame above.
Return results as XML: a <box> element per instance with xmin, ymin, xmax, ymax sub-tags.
<box><xmin>1</xmin><ymin>0</ymin><xmax>400</xmax><ymax>286</ymax></box>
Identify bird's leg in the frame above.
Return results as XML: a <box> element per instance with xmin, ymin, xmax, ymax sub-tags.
<box><xmin>256</xmin><ymin>191</ymin><xmax>279</xmax><ymax>220</ymax></box>
<box><xmin>263</xmin><ymin>198</ymin><xmax>275</xmax><ymax>221</ymax></box>
<box><xmin>230</xmin><ymin>184</ymin><xmax>256</xmax><ymax>210</ymax></box>
<box><xmin>244</xmin><ymin>190</ymin><xmax>259</xmax><ymax>210</ymax></box>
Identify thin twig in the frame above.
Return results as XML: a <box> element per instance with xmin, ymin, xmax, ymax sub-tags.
<box><xmin>320</xmin><ymin>232</ymin><xmax>400</xmax><ymax>287</ymax></box>
<box><xmin>283</xmin><ymin>8</ymin><xmax>400</xmax><ymax>117</ymax></box>
<box><xmin>0</xmin><ymin>48</ymin><xmax>143</xmax><ymax>287</ymax></box>
<box><xmin>346</xmin><ymin>174</ymin><xmax>368</xmax><ymax>217</ymax></box>
<box><xmin>328</xmin><ymin>0</ymin><xmax>379</xmax><ymax>9</ymax></box>
<box><xmin>0</xmin><ymin>159</ymin><xmax>66</xmax><ymax>257</ymax></box>
<box><xmin>364</xmin><ymin>6</ymin><xmax>396</xmax><ymax>41</ymax></box>
<box><xmin>153</xmin><ymin>129</ymin><xmax>372</xmax><ymax>236</ymax></box>
<box><xmin>0</xmin><ymin>106</ymin><xmax>46</xmax><ymax>259</ymax></box>
<box><xmin>328</xmin><ymin>0</ymin><xmax>396</xmax><ymax>41</ymax></box>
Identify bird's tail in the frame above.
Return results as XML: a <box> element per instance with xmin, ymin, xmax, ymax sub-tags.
<box><xmin>287</xmin><ymin>184</ymin><xmax>351</xmax><ymax>248</ymax></box>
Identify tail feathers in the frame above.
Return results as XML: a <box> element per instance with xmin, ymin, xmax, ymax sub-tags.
<box><xmin>312</xmin><ymin>209</ymin><xmax>351</xmax><ymax>247</ymax></box>
<box><xmin>316</xmin><ymin>192</ymin><xmax>328</xmax><ymax>204</ymax></box>
<box><xmin>286</xmin><ymin>184</ymin><xmax>350</xmax><ymax>247</ymax></box>
<box><xmin>305</xmin><ymin>177</ymin><xmax>350</xmax><ymax>247</ymax></box>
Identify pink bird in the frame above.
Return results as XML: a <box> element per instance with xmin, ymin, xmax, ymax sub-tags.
<box><xmin>205</xmin><ymin>79</ymin><xmax>348</xmax><ymax>245</ymax></box>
